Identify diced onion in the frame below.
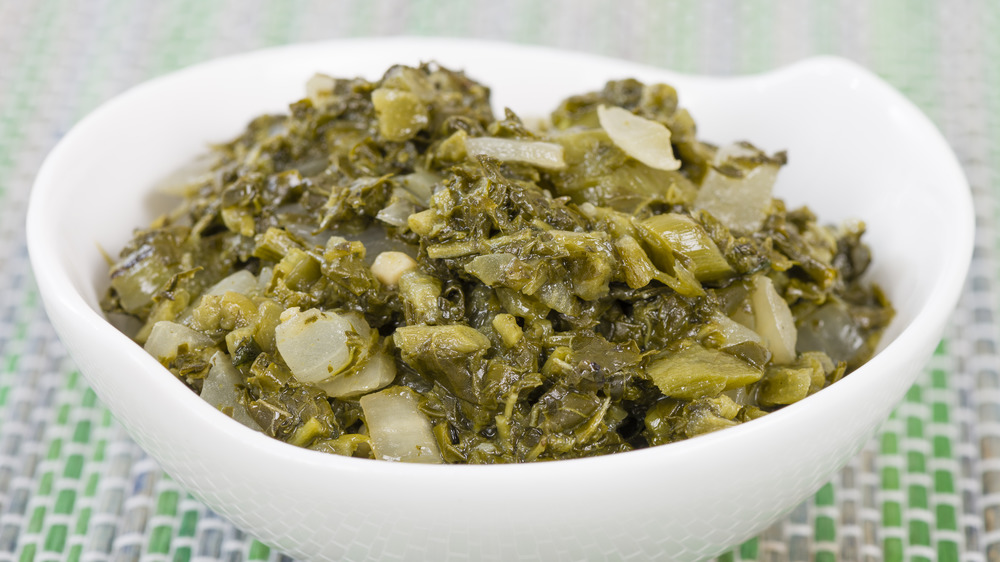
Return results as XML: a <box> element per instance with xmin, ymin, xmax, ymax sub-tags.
<box><xmin>203</xmin><ymin>270</ymin><xmax>258</xmax><ymax>297</ymax></box>
<box><xmin>275</xmin><ymin>308</ymin><xmax>367</xmax><ymax>383</ymax></box>
<box><xmin>464</xmin><ymin>137</ymin><xmax>567</xmax><ymax>169</ymax></box>
<box><xmin>398</xmin><ymin>170</ymin><xmax>440</xmax><ymax>206</ymax></box>
<box><xmin>795</xmin><ymin>301</ymin><xmax>867</xmax><ymax>365</ymax></box>
<box><xmin>710</xmin><ymin>311</ymin><xmax>763</xmax><ymax>348</ymax></box>
<box><xmin>750</xmin><ymin>276</ymin><xmax>797</xmax><ymax>364</ymax></box>
<box><xmin>144</xmin><ymin>321</ymin><xmax>213</xmax><ymax>363</ymax></box>
<box><xmin>256</xmin><ymin>267</ymin><xmax>273</xmax><ymax>292</ymax></box>
<box><xmin>694</xmin><ymin>144</ymin><xmax>779</xmax><ymax>234</ymax></box>
<box><xmin>306</xmin><ymin>73</ymin><xmax>336</xmax><ymax>104</ymax></box>
<box><xmin>201</xmin><ymin>352</ymin><xmax>262</xmax><ymax>431</ymax></box>
<box><xmin>597</xmin><ymin>104</ymin><xmax>681</xmax><ymax>171</ymax></box>
<box><xmin>360</xmin><ymin>386</ymin><xmax>443</xmax><ymax>463</ymax></box>
<box><xmin>375</xmin><ymin>198</ymin><xmax>416</xmax><ymax>227</ymax></box>
<box><xmin>464</xmin><ymin>253</ymin><xmax>517</xmax><ymax>286</ymax></box>
<box><xmin>371</xmin><ymin>251</ymin><xmax>419</xmax><ymax>288</ymax></box>
<box><xmin>316</xmin><ymin>348</ymin><xmax>396</xmax><ymax>398</ymax></box>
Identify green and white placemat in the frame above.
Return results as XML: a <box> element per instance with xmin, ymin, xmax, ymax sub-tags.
<box><xmin>0</xmin><ymin>1</ymin><xmax>995</xmax><ymax>560</ymax></box>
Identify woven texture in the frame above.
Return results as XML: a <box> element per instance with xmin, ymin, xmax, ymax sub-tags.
<box><xmin>0</xmin><ymin>0</ymin><xmax>994</xmax><ymax>560</ymax></box>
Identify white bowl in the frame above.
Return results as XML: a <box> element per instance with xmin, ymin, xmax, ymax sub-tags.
<box><xmin>26</xmin><ymin>38</ymin><xmax>973</xmax><ymax>561</ymax></box>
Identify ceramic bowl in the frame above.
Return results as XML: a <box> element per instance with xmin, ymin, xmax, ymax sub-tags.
<box><xmin>26</xmin><ymin>38</ymin><xmax>973</xmax><ymax>561</ymax></box>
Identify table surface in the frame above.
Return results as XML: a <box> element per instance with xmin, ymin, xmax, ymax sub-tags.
<box><xmin>1</xmin><ymin>1</ymin><xmax>996</xmax><ymax>560</ymax></box>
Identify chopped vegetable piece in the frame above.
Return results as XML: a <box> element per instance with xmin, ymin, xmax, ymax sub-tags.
<box><xmin>492</xmin><ymin>313</ymin><xmax>523</xmax><ymax>347</ymax></box>
<box><xmin>371</xmin><ymin>88</ymin><xmax>429</xmax><ymax>141</ymax></box>
<box><xmin>750</xmin><ymin>275</ymin><xmax>798</xmax><ymax>364</ymax></box>
<box><xmin>597</xmin><ymin>104</ymin><xmax>681</xmax><ymax>171</ymax></box>
<box><xmin>464</xmin><ymin>137</ymin><xmax>568</xmax><ymax>169</ymax></box>
<box><xmin>646</xmin><ymin>345</ymin><xmax>763</xmax><ymax>400</ymax></box>
<box><xmin>316</xmin><ymin>344</ymin><xmax>396</xmax><ymax>398</ymax></box>
<box><xmin>641</xmin><ymin>213</ymin><xmax>734</xmax><ymax>281</ymax></box>
<box><xmin>202</xmin><ymin>352</ymin><xmax>263</xmax><ymax>431</ymax></box>
<box><xmin>757</xmin><ymin>365</ymin><xmax>813</xmax><ymax>406</ymax></box>
<box><xmin>370</xmin><ymin>251</ymin><xmax>418</xmax><ymax>288</ymax></box>
<box><xmin>613</xmin><ymin>235</ymin><xmax>657</xmax><ymax>289</ymax></box>
<box><xmin>275</xmin><ymin>308</ymin><xmax>370</xmax><ymax>384</ymax></box>
<box><xmin>398</xmin><ymin>271</ymin><xmax>444</xmax><ymax>325</ymax></box>
<box><xmin>145</xmin><ymin>321</ymin><xmax>213</xmax><ymax>364</ymax></box>
<box><xmin>394</xmin><ymin>324</ymin><xmax>492</xmax><ymax>404</ymax></box>
<box><xmin>694</xmin><ymin>143</ymin><xmax>784</xmax><ymax>234</ymax></box>
<box><xmin>204</xmin><ymin>270</ymin><xmax>258</xmax><ymax>297</ymax></box>
<box><xmin>360</xmin><ymin>386</ymin><xmax>443</xmax><ymax>463</ymax></box>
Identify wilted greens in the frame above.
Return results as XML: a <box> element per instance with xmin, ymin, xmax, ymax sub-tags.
<box><xmin>103</xmin><ymin>64</ymin><xmax>893</xmax><ymax>464</ymax></box>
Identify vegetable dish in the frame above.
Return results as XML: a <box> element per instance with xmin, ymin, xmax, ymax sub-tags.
<box><xmin>102</xmin><ymin>64</ymin><xmax>893</xmax><ymax>463</ymax></box>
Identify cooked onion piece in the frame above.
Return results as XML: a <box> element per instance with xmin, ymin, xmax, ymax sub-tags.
<box><xmin>275</xmin><ymin>308</ymin><xmax>370</xmax><ymax>384</ymax></box>
<box><xmin>371</xmin><ymin>251</ymin><xmax>419</xmax><ymax>288</ymax></box>
<box><xmin>144</xmin><ymin>321</ymin><xmax>213</xmax><ymax>363</ymax></box>
<box><xmin>201</xmin><ymin>352</ymin><xmax>262</xmax><ymax>431</ymax></box>
<box><xmin>694</xmin><ymin>143</ymin><xmax>782</xmax><ymax>234</ymax></box>
<box><xmin>203</xmin><ymin>270</ymin><xmax>258</xmax><ymax>297</ymax></box>
<box><xmin>597</xmin><ymin>104</ymin><xmax>681</xmax><ymax>171</ymax></box>
<box><xmin>464</xmin><ymin>136</ymin><xmax>567</xmax><ymax>169</ymax></box>
<box><xmin>360</xmin><ymin>386</ymin><xmax>443</xmax><ymax>463</ymax></box>
<box><xmin>316</xmin><ymin>346</ymin><xmax>396</xmax><ymax>399</ymax></box>
<box><xmin>750</xmin><ymin>275</ymin><xmax>798</xmax><ymax>365</ymax></box>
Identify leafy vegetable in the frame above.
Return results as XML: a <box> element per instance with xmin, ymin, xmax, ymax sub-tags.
<box><xmin>103</xmin><ymin>63</ymin><xmax>893</xmax><ymax>464</ymax></box>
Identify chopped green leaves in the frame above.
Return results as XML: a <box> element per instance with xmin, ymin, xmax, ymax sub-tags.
<box><xmin>103</xmin><ymin>64</ymin><xmax>893</xmax><ymax>464</ymax></box>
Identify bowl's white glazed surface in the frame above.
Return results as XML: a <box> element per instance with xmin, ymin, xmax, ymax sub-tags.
<box><xmin>26</xmin><ymin>38</ymin><xmax>972</xmax><ymax>561</ymax></box>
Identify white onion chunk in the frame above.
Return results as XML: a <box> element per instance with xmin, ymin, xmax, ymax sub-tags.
<box><xmin>750</xmin><ymin>276</ymin><xmax>797</xmax><ymax>364</ymax></box>
<box><xmin>464</xmin><ymin>137</ymin><xmax>567</xmax><ymax>169</ymax></box>
<box><xmin>275</xmin><ymin>308</ymin><xmax>366</xmax><ymax>384</ymax></box>
<box><xmin>360</xmin><ymin>386</ymin><xmax>443</xmax><ymax>463</ymax></box>
<box><xmin>597</xmin><ymin>104</ymin><xmax>681</xmax><ymax>171</ymax></box>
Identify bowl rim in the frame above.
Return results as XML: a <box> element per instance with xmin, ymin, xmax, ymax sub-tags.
<box><xmin>26</xmin><ymin>37</ymin><xmax>975</xmax><ymax>478</ymax></box>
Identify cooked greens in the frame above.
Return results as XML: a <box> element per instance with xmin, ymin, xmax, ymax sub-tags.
<box><xmin>102</xmin><ymin>64</ymin><xmax>893</xmax><ymax>463</ymax></box>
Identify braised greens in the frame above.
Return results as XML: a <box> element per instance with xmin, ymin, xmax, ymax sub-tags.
<box><xmin>103</xmin><ymin>64</ymin><xmax>893</xmax><ymax>463</ymax></box>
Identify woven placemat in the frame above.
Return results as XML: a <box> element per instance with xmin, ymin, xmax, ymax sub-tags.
<box><xmin>0</xmin><ymin>1</ymin><xmax>995</xmax><ymax>560</ymax></box>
